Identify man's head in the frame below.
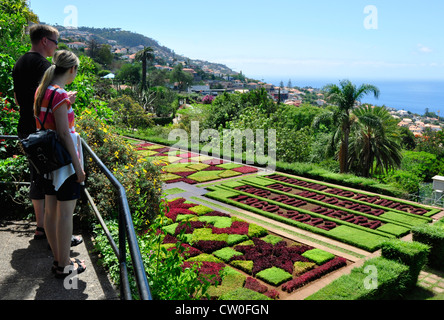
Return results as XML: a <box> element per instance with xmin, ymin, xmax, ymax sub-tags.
<box><xmin>29</xmin><ymin>24</ymin><xmax>59</xmax><ymax>57</ymax></box>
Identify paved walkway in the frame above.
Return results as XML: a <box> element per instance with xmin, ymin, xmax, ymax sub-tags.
<box><xmin>0</xmin><ymin>219</ymin><xmax>119</xmax><ymax>300</ymax></box>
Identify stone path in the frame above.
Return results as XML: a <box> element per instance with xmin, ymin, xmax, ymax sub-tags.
<box><xmin>0</xmin><ymin>219</ymin><xmax>119</xmax><ymax>300</ymax></box>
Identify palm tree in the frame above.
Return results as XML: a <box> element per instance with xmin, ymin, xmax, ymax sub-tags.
<box><xmin>348</xmin><ymin>105</ymin><xmax>402</xmax><ymax>177</ymax></box>
<box><xmin>323</xmin><ymin>80</ymin><xmax>380</xmax><ymax>173</ymax></box>
<box><xmin>135</xmin><ymin>46</ymin><xmax>155</xmax><ymax>92</ymax></box>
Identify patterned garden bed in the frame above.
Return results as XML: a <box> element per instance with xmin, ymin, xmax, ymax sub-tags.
<box><xmin>163</xmin><ymin>197</ymin><xmax>349</xmax><ymax>299</ymax></box>
<box><xmin>134</xmin><ymin>142</ymin><xmax>259</xmax><ymax>184</ymax></box>
<box><xmin>205</xmin><ymin>174</ymin><xmax>436</xmax><ymax>252</ymax></box>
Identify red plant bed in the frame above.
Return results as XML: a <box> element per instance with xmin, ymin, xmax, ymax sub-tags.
<box><xmin>202</xmin><ymin>165</ymin><xmax>225</xmax><ymax>171</ymax></box>
<box><xmin>281</xmin><ymin>257</ymin><xmax>348</xmax><ymax>293</ymax></box>
<box><xmin>204</xmin><ymin>211</ymin><xmax>231</xmax><ymax>218</ymax></box>
<box><xmin>202</xmin><ymin>159</ymin><xmax>226</xmax><ymax>165</ymax></box>
<box><xmin>233</xmin><ymin>238</ymin><xmax>311</xmax><ymax>275</ymax></box>
<box><xmin>178</xmin><ymin>152</ymin><xmax>200</xmax><ymax>158</ymax></box>
<box><xmin>245</xmin><ymin>277</ymin><xmax>268</xmax><ymax>293</ymax></box>
<box><xmin>165</xmin><ymin>178</ymin><xmax>199</xmax><ymax>184</ymax></box>
<box><xmin>175</xmin><ymin>220</ymin><xmax>209</xmax><ymax>235</ymax></box>
<box><xmin>193</xmin><ymin>240</ymin><xmax>228</xmax><ymax>253</ymax></box>
<box><xmin>182</xmin><ymin>261</ymin><xmax>225</xmax><ymax>284</ymax></box>
<box><xmin>171</xmin><ymin>171</ymin><xmax>196</xmax><ymax>178</ymax></box>
<box><xmin>232</xmin><ymin>166</ymin><xmax>259</xmax><ymax>174</ymax></box>
<box><xmin>168</xmin><ymin>198</ymin><xmax>196</xmax><ymax>209</ymax></box>
<box><xmin>212</xmin><ymin>221</ymin><xmax>250</xmax><ymax>235</ymax></box>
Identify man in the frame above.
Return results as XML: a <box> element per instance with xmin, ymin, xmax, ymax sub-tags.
<box><xmin>12</xmin><ymin>24</ymin><xmax>82</xmax><ymax>246</ymax></box>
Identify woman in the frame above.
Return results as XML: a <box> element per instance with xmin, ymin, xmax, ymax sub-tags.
<box><xmin>34</xmin><ymin>50</ymin><xmax>86</xmax><ymax>278</ymax></box>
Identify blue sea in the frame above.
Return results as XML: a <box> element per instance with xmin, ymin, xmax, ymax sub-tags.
<box><xmin>267</xmin><ymin>78</ymin><xmax>444</xmax><ymax>116</ymax></box>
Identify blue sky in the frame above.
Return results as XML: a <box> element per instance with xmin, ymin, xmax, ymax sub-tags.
<box><xmin>29</xmin><ymin>0</ymin><xmax>444</xmax><ymax>83</ymax></box>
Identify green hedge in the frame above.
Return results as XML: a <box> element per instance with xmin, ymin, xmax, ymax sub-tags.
<box><xmin>380</xmin><ymin>239</ymin><xmax>430</xmax><ymax>289</ymax></box>
<box><xmin>205</xmin><ymin>187</ymin><xmax>389</xmax><ymax>252</ymax></box>
<box><xmin>412</xmin><ymin>224</ymin><xmax>444</xmax><ymax>269</ymax></box>
<box><xmin>306</xmin><ymin>257</ymin><xmax>410</xmax><ymax>300</ymax></box>
<box><xmin>219</xmin><ymin>287</ymin><xmax>272</xmax><ymax>300</ymax></box>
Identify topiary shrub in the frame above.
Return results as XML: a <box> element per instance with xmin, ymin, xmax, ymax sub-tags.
<box><xmin>412</xmin><ymin>224</ymin><xmax>444</xmax><ymax>269</ymax></box>
<box><xmin>380</xmin><ymin>239</ymin><xmax>430</xmax><ymax>289</ymax></box>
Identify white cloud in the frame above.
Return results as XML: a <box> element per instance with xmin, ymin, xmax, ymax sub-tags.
<box><xmin>417</xmin><ymin>44</ymin><xmax>433</xmax><ymax>53</ymax></box>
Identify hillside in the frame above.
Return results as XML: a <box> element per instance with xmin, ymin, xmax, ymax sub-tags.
<box><xmin>52</xmin><ymin>25</ymin><xmax>237</xmax><ymax>76</ymax></box>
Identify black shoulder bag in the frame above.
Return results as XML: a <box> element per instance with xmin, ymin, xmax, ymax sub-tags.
<box><xmin>20</xmin><ymin>89</ymin><xmax>72</xmax><ymax>175</ymax></box>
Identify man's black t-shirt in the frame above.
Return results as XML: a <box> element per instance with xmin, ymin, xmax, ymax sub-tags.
<box><xmin>12</xmin><ymin>52</ymin><xmax>51</xmax><ymax>138</ymax></box>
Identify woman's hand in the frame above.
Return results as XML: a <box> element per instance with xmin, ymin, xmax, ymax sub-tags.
<box><xmin>75</xmin><ymin>169</ymin><xmax>86</xmax><ymax>184</ymax></box>
<box><xmin>67</xmin><ymin>91</ymin><xmax>77</xmax><ymax>105</ymax></box>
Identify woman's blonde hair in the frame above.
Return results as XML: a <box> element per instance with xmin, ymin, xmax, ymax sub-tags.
<box><xmin>34</xmin><ymin>50</ymin><xmax>80</xmax><ymax>116</ymax></box>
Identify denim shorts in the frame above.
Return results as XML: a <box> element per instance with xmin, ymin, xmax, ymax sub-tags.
<box><xmin>43</xmin><ymin>174</ymin><xmax>81</xmax><ymax>201</ymax></box>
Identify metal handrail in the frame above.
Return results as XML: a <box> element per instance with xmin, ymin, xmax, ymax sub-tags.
<box><xmin>0</xmin><ymin>135</ymin><xmax>152</xmax><ymax>300</ymax></box>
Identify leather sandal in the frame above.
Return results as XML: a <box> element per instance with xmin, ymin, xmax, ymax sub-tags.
<box><xmin>55</xmin><ymin>260</ymin><xmax>86</xmax><ymax>279</ymax></box>
<box><xmin>34</xmin><ymin>227</ymin><xmax>46</xmax><ymax>240</ymax></box>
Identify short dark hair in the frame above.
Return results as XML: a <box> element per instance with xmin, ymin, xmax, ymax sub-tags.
<box><xmin>29</xmin><ymin>24</ymin><xmax>59</xmax><ymax>44</ymax></box>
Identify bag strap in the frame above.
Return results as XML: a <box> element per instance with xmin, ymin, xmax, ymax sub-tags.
<box><xmin>36</xmin><ymin>88</ymin><xmax>57</xmax><ymax>131</ymax></box>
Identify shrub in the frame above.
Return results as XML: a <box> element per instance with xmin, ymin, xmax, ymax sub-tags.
<box><xmin>230</xmin><ymin>260</ymin><xmax>254</xmax><ymax>274</ymax></box>
<box><xmin>108</xmin><ymin>95</ymin><xmax>154</xmax><ymax>129</ymax></box>
<box><xmin>305</xmin><ymin>257</ymin><xmax>408</xmax><ymax>300</ymax></box>
<box><xmin>412</xmin><ymin>224</ymin><xmax>444</xmax><ymax>269</ymax></box>
<box><xmin>283</xmin><ymin>257</ymin><xmax>347</xmax><ymax>293</ymax></box>
<box><xmin>213</xmin><ymin>247</ymin><xmax>244</xmax><ymax>262</ymax></box>
<box><xmin>380</xmin><ymin>239</ymin><xmax>430</xmax><ymax>289</ymax></box>
<box><xmin>293</xmin><ymin>261</ymin><xmax>316</xmax><ymax>276</ymax></box>
<box><xmin>219</xmin><ymin>288</ymin><xmax>272</xmax><ymax>300</ymax></box>
<box><xmin>301</xmin><ymin>249</ymin><xmax>335</xmax><ymax>265</ymax></box>
<box><xmin>77</xmin><ymin>111</ymin><xmax>162</xmax><ymax>224</ymax></box>
<box><xmin>256</xmin><ymin>267</ymin><xmax>293</xmax><ymax>286</ymax></box>
<box><xmin>207</xmin><ymin>271</ymin><xmax>246</xmax><ymax>299</ymax></box>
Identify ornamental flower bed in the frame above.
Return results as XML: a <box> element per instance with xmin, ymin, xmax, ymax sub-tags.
<box><xmin>204</xmin><ymin>176</ymin><xmax>435</xmax><ymax>252</ymax></box>
<box><xmin>160</xmin><ymin>197</ymin><xmax>349</xmax><ymax>299</ymax></box>
<box><xmin>134</xmin><ymin>142</ymin><xmax>259</xmax><ymax>184</ymax></box>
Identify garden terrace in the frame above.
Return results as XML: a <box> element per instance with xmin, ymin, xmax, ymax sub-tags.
<box><xmin>133</xmin><ymin>142</ymin><xmax>259</xmax><ymax>184</ymax></box>
<box><xmin>162</xmin><ymin>197</ymin><xmax>350</xmax><ymax>299</ymax></box>
<box><xmin>204</xmin><ymin>174</ymin><xmax>436</xmax><ymax>252</ymax></box>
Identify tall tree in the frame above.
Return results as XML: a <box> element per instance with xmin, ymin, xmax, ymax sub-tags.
<box><xmin>135</xmin><ymin>46</ymin><xmax>154</xmax><ymax>92</ymax></box>
<box><xmin>323</xmin><ymin>80</ymin><xmax>380</xmax><ymax>173</ymax></box>
<box><xmin>348</xmin><ymin>105</ymin><xmax>402</xmax><ymax>177</ymax></box>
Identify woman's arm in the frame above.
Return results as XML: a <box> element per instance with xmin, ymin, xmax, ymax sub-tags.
<box><xmin>53</xmin><ymin>103</ymin><xmax>85</xmax><ymax>183</ymax></box>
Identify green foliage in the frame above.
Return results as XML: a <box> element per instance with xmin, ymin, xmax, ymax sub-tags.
<box><xmin>381</xmin><ymin>239</ymin><xmax>430</xmax><ymax>288</ymax></box>
<box><xmin>213</xmin><ymin>247</ymin><xmax>243</xmax><ymax>262</ymax></box>
<box><xmin>301</xmin><ymin>249</ymin><xmax>335</xmax><ymax>265</ymax></box>
<box><xmin>256</xmin><ymin>267</ymin><xmax>293</xmax><ymax>286</ymax></box>
<box><xmin>219</xmin><ymin>287</ymin><xmax>272</xmax><ymax>300</ymax></box>
<box><xmin>412</xmin><ymin>224</ymin><xmax>444</xmax><ymax>269</ymax></box>
<box><xmin>76</xmin><ymin>111</ymin><xmax>162</xmax><ymax>223</ymax></box>
<box><xmin>93</xmin><ymin>199</ymin><xmax>214</xmax><ymax>300</ymax></box>
<box><xmin>0</xmin><ymin>0</ymin><xmax>34</xmax><ymax>60</ymax></box>
<box><xmin>108</xmin><ymin>95</ymin><xmax>154</xmax><ymax>129</ymax></box>
<box><xmin>67</xmin><ymin>55</ymin><xmax>99</xmax><ymax>112</ymax></box>
<box><xmin>306</xmin><ymin>257</ymin><xmax>409</xmax><ymax>300</ymax></box>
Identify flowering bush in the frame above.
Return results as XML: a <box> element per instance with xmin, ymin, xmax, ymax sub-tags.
<box><xmin>76</xmin><ymin>112</ymin><xmax>162</xmax><ymax>225</ymax></box>
<box><xmin>202</xmin><ymin>95</ymin><xmax>215</xmax><ymax>104</ymax></box>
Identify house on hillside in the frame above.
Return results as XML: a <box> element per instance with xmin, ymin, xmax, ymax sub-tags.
<box><xmin>67</xmin><ymin>42</ymin><xmax>87</xmax><ymax>49</ymax></box>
